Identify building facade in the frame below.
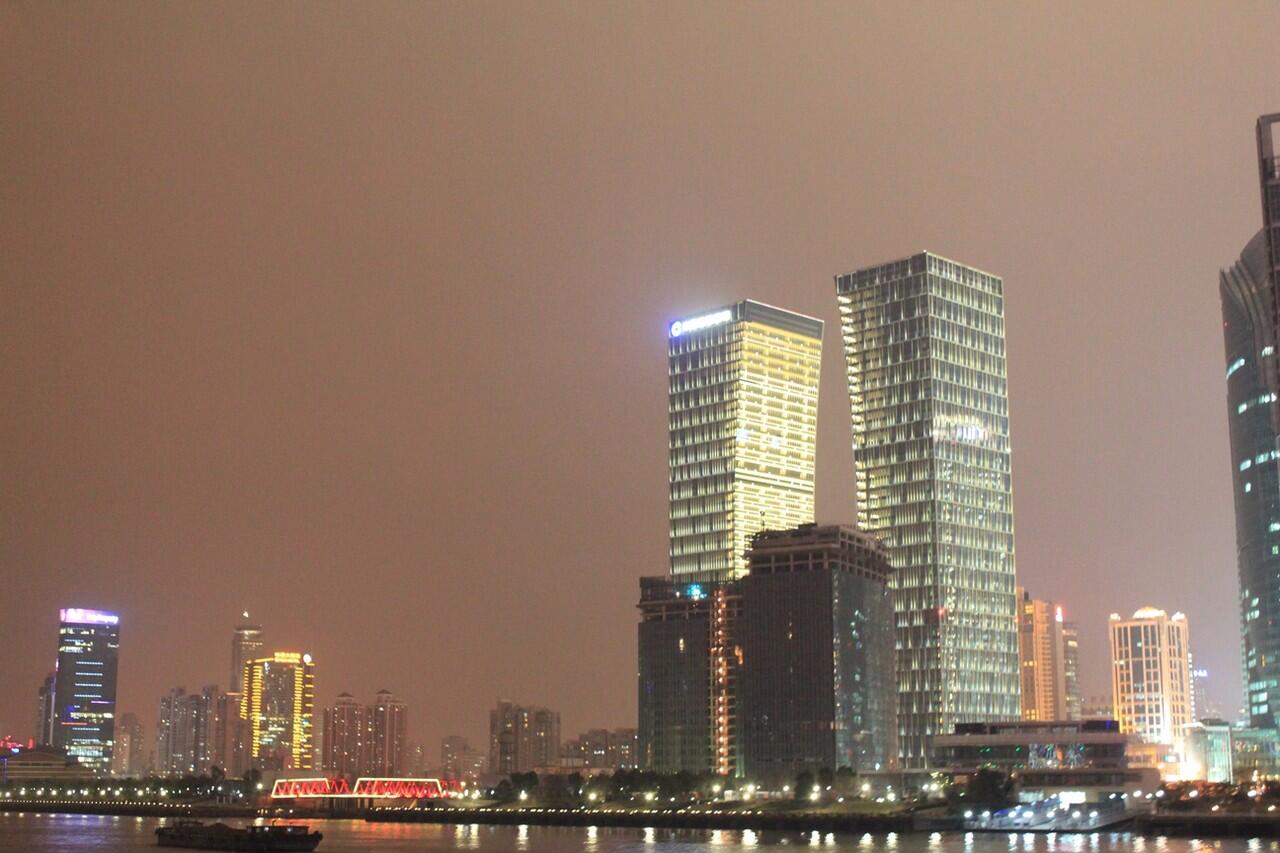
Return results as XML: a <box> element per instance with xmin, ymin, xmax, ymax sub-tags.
<box><xmin>738</xmin><ymin>524</ymin><xmax>896</xmax><ymax>786</ymax></box>
<box><xmin>488</xmin><ymin>700</ymin><xmax>560</xmax><ymax>776</ymax></box>
<box><xmin>322</xmin><ymin>693</ymin><xmax>366</xmax><ymax>777</ymax></box>
<box><xmin>441</xmin><ymin>735</ymin><xmax>488</xmax><ymax>783</ymax></box>
<box><xmin>51</xmin><ymin>608</ymin><xmax>121</xmax><ymax>774</ymax></box>
<box><xmin>1108</xmin><ymin>608</ymin><xmax>1192</xmax><ymax>750</ymax></box>
<box><xmin>241</xmin><ymin>652</ymin><xmax>315</xmax><ymax>771</ymax></box>
<box><xmin>1063</xmin><ymin>622</ymin><xmax>1082</xmax><ymax>721</ymax></box>
<box><xmin>35</xmin><ymin>672</ymin><xmax>55</xmax><ymax>747</ymax></box>
<box><xmin>157</xmin><ymin>686</ymin><xmax>220</xmax><ymax>776</ymax></box>
<box><xmin>367</xmin><ymin>689</ymin><xmax>407</xmax><ymax>776</ymax></box>
<box><xmin>111</xmin><ymin>712</ymin><xmax>143</xmax><ymax>777</ymax></box>
<box><xmin>836</xmin><ymin>252</ymin><xmax>1019</xmax><ymax>767</ymax></box>
<box><xmin>1221</xmin><ymin>117</ymin><xmax>1280</xmax><ymax>731</ymax></box>
<box><xmin>667</xmin><ymin>300</ymin><xmax>823</xmax><ymax>579</ymax></box>
<box><xmin>562</xmin><ymin>728</ymin><xmax>639</xmax><ymax>770</ymax></box>
<box><xmin>1017</xmin><ymin>589</ymin><xmax>1068</xmax><ymax>721</ymax></box>
<box><xmin>230</xmin><ymin>615</ymin><xmax>263</xmax><ymax>701</ymax></box>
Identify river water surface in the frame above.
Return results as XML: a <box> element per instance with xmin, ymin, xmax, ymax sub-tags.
<box><xmin>0</xmin><ymin>812</ymin><xmax>1275</xmax><ymax>851</ymax></box>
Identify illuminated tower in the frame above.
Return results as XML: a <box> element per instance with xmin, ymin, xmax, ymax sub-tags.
<box><xmin>1016</xmin><ymin>588</ymin><xmax>1067</xmax><ymax>721</ymax></box>
<box><xmin>51</xmin><ymin>608</ymin><xmax>121</xmax><ymax>774</ymax></box>
<box><xmin>837</xmin><ymin>252</ymin><xmax>1019</xmax><ymax>768</ymax></box>
<box><xmin>230</xmin><ymin>614</ymin><xmax>263</xmax><ymax>696</ymax></box>
<box><xmin>668</xmin><ymin>300</ymin><xmax>823</xmax><ymax>579</ymax></box>
<box><xmin>241</xmin><ymin>652</ymin><xmax>314</xmax><ymax>771</ymax></box>
<box><xmin>1109</xmin><ymin>607</ymin><xmax>1192</xmax><ymax>750</ymax></box>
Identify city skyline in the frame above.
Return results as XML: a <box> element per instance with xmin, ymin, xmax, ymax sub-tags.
<box><xmin>2</xmin><ymin>3</ymin><xmax>1277</xmax><ymax>759</ymax></box>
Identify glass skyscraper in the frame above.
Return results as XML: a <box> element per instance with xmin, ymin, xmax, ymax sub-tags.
<box><xmin>51</xmin><ymin>607</ymin><xmax>121</xmax><ymax>774</ymax></box>
<box><xmin>668</xmin><ymin>300</ymin><xmax>823</xmax><ymax>579</ymax></box>
<box><xmin>1222</xmin><ymin>119</ymin><xmax>1280</xmax><ymax>728</ymax></box>
<box><xmin>836</xmin><ymin>252</ymin><xmax>1019</xmax><ymax>768</ymax></box>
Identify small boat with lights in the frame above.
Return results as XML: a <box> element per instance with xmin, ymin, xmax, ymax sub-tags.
<box><xmin>155</xmin><ymin>820</ymin><xmax>323</xmax><ymax>851</ymax></box>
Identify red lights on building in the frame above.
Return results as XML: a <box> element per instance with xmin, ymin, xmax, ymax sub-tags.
<box><xmin>270</xmin><ymin>776</ymin><xmax>462</xmax><ymax>799</ymax></box>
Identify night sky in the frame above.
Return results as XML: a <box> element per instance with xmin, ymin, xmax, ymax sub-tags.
<box><xmin>3</xmin><ymin>2</ymin><xmax>1278</xmax><ymax>759</ymax></box>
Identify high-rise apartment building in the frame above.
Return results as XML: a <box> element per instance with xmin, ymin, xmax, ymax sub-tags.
<box><xmin>230</xmin><ymin>615</ymin><xmax>263</xmax><ymax>699</ymax></box>
<box><xmin>1221</xmin><ymin>114</ymin><xmax>1280</xmax><ymax>731</ymax></box>
<box><xmin>562</xmin><ymin>728</ymin><xmax>639</xmax><ymax>770</ymax></box>
<box><xmin>440</xmin><ymin>735</ymin><xmax>488</xmax><ymax>783</ymax></box>
<box><xmin>367</xmin><ymin>689</ymin><xmax>407</xmax><ymax>776</ymax></box>
<box><xmin>1109</xmin><ymin>607</ymin><xmax>1193</xmax><ymax>749</ymax></box>
<box><xmin>157</xmin><ymin>686</ymin><xmax>219</xmax><ymax>776</ymax></box>
<box><xmin>667</xmin><ymin>300</ymin><xmax>823</xmax><ymax>579</ymax></box>
<box><xmin>111</xmin><ymin>712</ymin><xmax>143</xmax><ymax>777</ymax></box>
<box><xmin>488</xmin><ymin>700</ymin><xmax>560</xmax><ymax>775</ymax></box>
<box><xmin>209</xmin><ymin>691</ymin><xmax>247</xmax><ymax>776</ymax></box>
<box><xmin>1016</xmin><ymin>589</ymin><xmax>1068</xmax><ymax>721</ymax></box>
<box><xmin>738</xmin><ymin>524</ymin><xmax>896</xmax><ymax>785</ymax></box>
<box><xmin>836</xmin><ymin>252</ymin><xmax>1019</xmax><ymax>767</ymax></box>
<box><xmin>52</xmin><ymin>608</ymin><xmax>121</xmax><ymax>774</ymax></box>
<box><xmin>241</xmin><ymin>652</ymin><xmax>315</xmax><ymax>771</ymax></box>
<box><xmin>322</xmin><ymin>693</ymin><xmax>366</xmax><ymax>777</ymax></box>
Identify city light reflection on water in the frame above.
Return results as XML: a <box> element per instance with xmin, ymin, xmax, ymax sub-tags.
<box><xmin>0</xmin><ymin>813</ymin><xmax>1278</xmax><ymax>851</ymax></box>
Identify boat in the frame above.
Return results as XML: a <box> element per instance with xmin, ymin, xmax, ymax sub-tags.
<box><xmin>155</xmin><ymin>820</ymin><xmax>323</xmax><ymax>851</ymax></box>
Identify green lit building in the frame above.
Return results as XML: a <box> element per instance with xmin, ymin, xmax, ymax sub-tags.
<box><xmin>836</xmin><ymin>252</ymin><xmax>1019</xmax><ymax>768</ymax></box>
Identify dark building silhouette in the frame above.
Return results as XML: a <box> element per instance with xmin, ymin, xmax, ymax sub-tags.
<box><xmin>738</xmin><ymin>525</ymin><xmax>895</xmax><ymax>785</ymax></box>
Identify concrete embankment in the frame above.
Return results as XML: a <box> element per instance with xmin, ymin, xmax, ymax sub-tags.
<box><xmin>1134</xmin><ymin>812</ymin><xmax>1280</xmax><ymax>837</ymax></box>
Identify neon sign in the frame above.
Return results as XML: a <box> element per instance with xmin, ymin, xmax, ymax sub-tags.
<box><xmin>60</xmin><ymin>608</ymin><xmax>120</xmax><ymax>626</ymax></box>
<box><xmin>670</xmin><ymin>309</ymin><xmax>732</xmax><ymax>337</ymax></box>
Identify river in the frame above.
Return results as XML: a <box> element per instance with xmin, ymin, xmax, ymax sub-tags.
<box><xmin>0</xmin><ymin>812</ymin><xmax>1275</xmax><ymax>851</ymax></box>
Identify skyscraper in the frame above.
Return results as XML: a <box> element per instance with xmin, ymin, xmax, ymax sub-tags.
<box><xmin>241</xmin><ymin>652</ymin><xmax>315</xmax><ymax>771</ymax></box>
<box><xmin>1109</xmin><ymin>607</ymin><xmax>1193</xmax><ymax>750</ymax></box>
<box><xmin>738</xmin><ymin>524</ymin><xmax>896</xmax><ymax>785</ymax></box>
<box><xmin>322</xmin><ymin>693</ymin><xmax>366</xmax><ymax>777</ymax></box>
<box><xmin>35</xmin><ymin>672</ymin><xmax>55</xmax><ymax>747</ymax></box>
<box><xmin>1016</xmin><ymin>588</ymin><xmax>1067</xmax><ymax>721</ymax></box>
<box><xmin>668</xmin><ymin>300</ymin><xmax>823</xmax><ymax>579</ymax></box>
<box><xmin>641</xmin><ymin>299</ymin><xmax>823</xmax><ymax>776</ymax></box>
<box><xmin>1062</xmin><ymin>621</ymin><xmax>1082</xmax><ymax>721</ymax></box>
<box><xmin>1221</xmin><ymin>114</ymin><xmax>1280</xmax><ymax>731</ymax></box>
<box><xmin>367</xmin><ymin>689</ymin><xmax>407</xmax><ymax>776</ymax></box>
<box><xmin>52</xmin><ymin>607</ymin><xmax>121</xmax><ymax>774</ymax></box>
<box><xmin>230</xmin><ymin>614</ymin><xmax>263</xmax><ymax>697</ymax></box>
<box><xmin>836</xmin><ymin>252</ymin><xmax>1019</xmax><ymax>767</ymax></box>
<box><xmin>157</xmin><ymin>685</ymin><xmax>218</xmax><ymax>776</ymax></box>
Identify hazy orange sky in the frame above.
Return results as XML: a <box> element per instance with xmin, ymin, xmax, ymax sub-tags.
<box><xmin>3</xmin><ymin>2</ymin><xmax>1278</xmax><ymax>758</ymax></box>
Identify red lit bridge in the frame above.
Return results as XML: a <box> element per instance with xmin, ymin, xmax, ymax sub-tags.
<box><xmin>271</xmin><ymin>777</ymin><xmax>463</xmax><ymax>799</ymax></box>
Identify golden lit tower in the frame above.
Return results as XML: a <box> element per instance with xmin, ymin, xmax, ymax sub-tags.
<box><xmin>1109</xmin><ymin>607</ymin><xmax>1192</xmax><ymax>751</ymax></box>
<box><xmin>241</xmin><ymin>652</ymin><xmax>315</xmax><ymax>771</ymax></box>
<box><xmin>667</xmin><ymin>300</ymin><xmax>823</xmax><ymax>579</ymax></box>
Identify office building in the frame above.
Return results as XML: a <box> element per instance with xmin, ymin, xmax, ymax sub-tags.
<box><xmin>1017</xmin><ymin>589</ymin><xmax>1069</xmax><ymax>721</ymax></box>
<box><xmin>1185</xmin><ymin>720</ymin><xmax>1234</xmax><ymax>782</ymax></box>
<box><xmin>322</xmin><ymin>693</ymin><xmax>366</xmax><ymax>776</ymax></box>
<box><xmin>241</xmin><ymin>652</ymin><xmax>315</xmax><ymax>771</ymax></box>
<box><xmin>667</xmin><ymin>300</ymin><xmax>823</xmax><ymax>579</ymax></box>
<box><xmin>367</xmin><ymin>689</ymin><xmax>407</xmax><ymax>776</ymax></box>
<box><xmin>111</xmin><ymin>712</ymin><xmax>143</xmax><ymax>777</ymax></box>
<box><xmin>230</xmin><ymin>614</ymin><xmax>263</xmax><ymax>701</ymax></box>
<box><xmin>637</xmin><ymin>574</ymin><xmax>725</xmax><ymax>773</ymax></box>
<box><xmin>1109</xmin><ymin>608</ymin><xmax>1193</xmax><ymax>750</ymax></box>
<box><xmin>488</xmin><ymin>700</ymin><xmax>560</xmax><ymax>775</ymax></box>
<box><xmin>836</xmin><ymin>252</ymin><xmax>1019</xmax><ymax>767</ymax></box>
<box><xmin>35</xmin><ymin>672</ymin><xmax>55</xmax><ymax>746</ymax></box>
<box><xmin>157</xmin><ymin>686</ymin><xmax>219</xmax><ymax>776</ymax></box>
<box><xmin>738</xmin><ymin>524</ymin><xmax>896</xmax><ymax>785</ymax></box>
<box><xmin>51</xmin><ymin>607</ymin><xmax>121</xmax><ymax>774</ymax></box>
<box><xmin>1063</xmin><ymin>621</ymin><xmax>1082</xmax><ymax>720</ymax></box>
<box><xmin>1221</xmin><ymin>114</ymin><xmax>1280</xmax><ymax>730</ymax></box>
